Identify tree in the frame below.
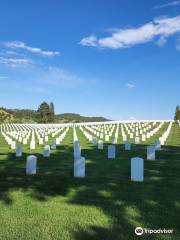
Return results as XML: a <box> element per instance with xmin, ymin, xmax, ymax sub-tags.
<box><xmin>174</xmin><ymin>105</ymin><xmax>180</xmax><ymax>121</ymax></box>
<box><xmin>37</xmin><ymin>102</ymin><xmax>50</xmax><ymax>123</ymax></box>
<box><xmin>49</xmin><ymin>102</ymin><xmax>55</xmax><ymax>122</ymax></box>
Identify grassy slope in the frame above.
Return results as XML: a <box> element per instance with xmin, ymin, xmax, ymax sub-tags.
<box><xmin>0</xmin><ymin>123</ymin><xmax>180</xmax><ymax>240</ymax></box>
<box><xmin>0</xmin><ymin>109</ymin><xmax>14</xmax><ymax>122</ymax></box>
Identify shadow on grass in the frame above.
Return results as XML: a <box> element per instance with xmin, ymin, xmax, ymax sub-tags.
<box><xmin>0</xmin><ymin>143</ymin><xmax>180</xmax><ymax>239</ymax></box>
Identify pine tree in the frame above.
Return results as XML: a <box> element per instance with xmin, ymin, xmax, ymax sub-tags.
<box><xmin>174</xmin><ymin>105</ymin><xmax>180</xmax><ymax>121</ymax></box>
<box><xmin>49</xmin><ymin>102</ymin><xmax>55</xmax><ymax>122</ymax></box>
<box><xmin>37</xmin><ymin>102</ymin><xmax>50</xmax><ymax>123</ymax></box>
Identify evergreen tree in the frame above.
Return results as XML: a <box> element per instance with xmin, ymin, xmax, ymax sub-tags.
<box><xmin>49</xmin><ymin>102</ymin><xmax>55</xmax><ymax>122</ymax></box>
<box><xmin>174</xmin><ymin>105</ymin><xmax>180</xmax><ymax>121</ymax></box>
<box><xmin>37</xmin><ymin>102</ymin><xmax>50</xmax><ymax>123</ymax></box>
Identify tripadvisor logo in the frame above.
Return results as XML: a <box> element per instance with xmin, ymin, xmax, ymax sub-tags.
<box><xmin>135</xmin><ymin>227</ymin><xmax>144</xmax><ymax>235</ymax></box>
<box><xmin>135</xmin><ymin>227</ymin><xmax>174</xmax><ymax>235</ymax></box>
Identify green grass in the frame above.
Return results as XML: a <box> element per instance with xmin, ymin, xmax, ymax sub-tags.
<box><xmin>0</xmin><ymin>123</ymin><xmax>180</xmax><ymax>240</ymax></box>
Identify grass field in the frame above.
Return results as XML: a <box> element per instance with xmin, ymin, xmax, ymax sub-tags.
<box><xmin>0</xmin><ymin>123</ymin><xmax>180</xmax><ymax>240</ymax></box>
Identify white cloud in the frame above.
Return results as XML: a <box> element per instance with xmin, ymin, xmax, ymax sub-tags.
<box><xmin>126</xmin><ymin>83</ymin><xmax>135</xmax><ymax>89</ymax></box>
<box><xmin>79</xmin><ymin>35</ymin><xmax>98</xmax><ymax>47</ymax></box>
<box><xmin>3</xmin><ymin>41</ymin><xmax>60</xmax><ymax>57</ymax></box>
<box><xmin>79</xmin><ymin>15</ymin><xmax>180</xmax><ymax>49</ymax></box>
<box><xmin>154</xmin><ymin>1</ymin><xmax>180</xmax><ymax>9</ymax></box>
<box><xmin>0</xmin><ymin>56</ymin><xmax>32</xmax><ymax>67</ymax></box>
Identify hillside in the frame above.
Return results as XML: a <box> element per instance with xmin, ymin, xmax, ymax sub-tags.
<box><xmin>0</xmin><ymin>108</ymin><xmax>109</xmax><ymax>123</ymax></box>
<box><xmin>56</xmin><ymin>113</ymin><xmax>109</xmax><ymax>123</ymax></box>
<box><xmin>0</xmin><ymin>109</ymin><xmax>15</xmax><ymax>123</ymax></box>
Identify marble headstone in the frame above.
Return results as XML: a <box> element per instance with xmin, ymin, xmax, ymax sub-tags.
<box><xmin>155</xmin><ymin>139</ymin><xmax>161</xmax><ymax>151</ymax></box>
<box><xmin>43</xmin><ymin>145</ymin><xmax>50</xmax><ymax>157</ymax></box>
<box><xmin>108</xmin><ymin>145</ymin><xmax>116</xmax><ymax>159</ymax></box>
<box><xmin>147</xmin><ymin>146</ymin><xmax>155</xmax><ymax>160</ymax></box>
<box><xmin>125</xmin><ymin>141</ymin><xmax>131</xmax><ymax>150</ymax></box>
<box><xmin>51</xmin><ymin>141</ymin><xmax>56</xmax><ymax>150</ymax></box>
<box><xmin>16</xmin><ymin>145</ymin><xmax>22</xmax><ymax>157</ymax></box>
<box><xmin>74</xmin><ymin>141</ymin><xmax>81</xmax><ymax>160</ymax></box>
<box><xmin>26</xmin><ymin>155</ymin><xmax>37</xmax><ymax>175</ymax></box>
<box><xmin>98</xmin><ymin>140</ymin><xmax>104</xmax><ymax>150</ymax></box>
<box><xmin>131</xmin><ymin>157</ymin><xmax>144</xmax><ymax>182</ymax></box>
<box><xmin>74</xmin><ymin>156</ymin><xmax>85</xmax><ymax>177</ymax></box>
<box><xmin>135</xmin><ymin>137</ymin><xmax>140</xmax><ymax>144</ymax></box>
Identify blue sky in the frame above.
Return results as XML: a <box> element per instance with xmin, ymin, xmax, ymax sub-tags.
<box><xmin>0</xmin><ymin>0</ymin><xmax>180</xmax><ymax>120</ymax></box>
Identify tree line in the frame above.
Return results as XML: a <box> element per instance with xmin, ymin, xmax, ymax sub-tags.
<box><xmin>174</xmin><ymin>105</ymin><xmax>180</xmax><ymax>121</ymax></box>
<box><xmin>0</xmin><ymin>102</ymin><xmax>55</xmax><ymax>123</ymax></box>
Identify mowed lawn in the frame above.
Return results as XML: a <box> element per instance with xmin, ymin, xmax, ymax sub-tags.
<box><xmin>0</xmin><ymin>123</ymin><xmax>180</xmax><ymax>240</ymax></box>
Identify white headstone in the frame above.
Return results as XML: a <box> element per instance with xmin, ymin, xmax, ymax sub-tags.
<box><xmin>74</xmin><ymin>157</ymin><xmax>85</xmax><ymax>177</ymax></box>
<box><xmin>26</xmin><ymin>155</ymin><xmax>37</xmax><ymax>175</ymax></box>
<box><xmin>100</xmin><ymin>133</ymin><xmax>104</xmax><ymax>139</ymax></box>
<box><xmin>146</xmin><ymin>133</ymin><xmax>150</xmax><ymax>139</ymax></box>
<box><xmin>131</xmin><ymin>157</ymin><xmax>144</xmax><ymax>182</ymax></box>
<box><xmin>125</xmin><ymin>141</ymin><xmax>131</xmax><ymax>150</ymax></box>
<box><xmin>51</xmin><ymin>141</ymin><xmax>56</xmax><ymax>150</ymax></box>
<box><xmin>108</xmin><ymin>145</ymin><xmax>116</xmax><ymax>159</ymax></box>
<box><xmin>98</xmin><ymin>140</ymin><xmax>104</xmax><ymax>150</ymax></box>
<box><xmin>43</xmin><ymin>145</ymin><xmax>50</xmax><ymax>157</ymax></box>
<box><xmin>11</xmin><ymin>141</ymin><xmax>16</xmax><ymax>150</ymax></box>
<box><xmin>130</xmin><ymin>133</ymin><xmax>134</xmax><ymax>139</ymax></box>
<box><xmin>135</xmin><ymin>137</ymin><xmax>140</xmax><ymax>144</ymax></box>
<box><xmin>135</xmin><ymin>132</ymin><xmax>139</xmax><ymax>137</ymax></box>
<box><xmin>112</xmin><ymin>137</ymin><xmax>117</xmax><ymax>144</ymax></box>
<box><xmin>92</xmin><ymin>138</ymin><xmax>97</xmax><ymax>145</ymax></box>
<box><xmin>123</xmin><ymin>135</ymin><xmax>127</xmax><ymax>142</ymax></box>
<box><xmin>105</xmin><ymin>135</ymin><xmax>109</xmax><ymax>141</ymax></box>
<box><xmin>56</xmin><ymin>138</ymin><xmax>60</xmax><ymax>144</ymax></box>
<box><xmin>23</xmin><ymin>138</ymin><xmax>27</xmax><ymax>145</ymax></box>
<box><xmin>147</xmin><ymin>146</ymin><xmax>155</xmax><ymax>160</ymax></box>
<box><xmin>155</xmin><ymin>139</ymin><xmax>161</xmax><ymax>150</ymax></box>
<box><xmin>74</xmin><ymin>141</ymin><xmax>81</xmax><ymax>160</ymax></box>
<box><xmin>16</xmin><ymin>145</ymin><xmax>22</xmax><ymax>157</ymax></box>
<box><xmin>39</xmin><ymin>138</ymin><xmax>43</xmax><ymax>145</ymax></box>
<box><xmin>30</xmin><ymin>141</ymin><xmax>35</xmax><ymax>150</ymax></box>
<box><xmin>142</xmin><ymin>134</ymin><xmax>146</xmax><ymax>142</ymax></box>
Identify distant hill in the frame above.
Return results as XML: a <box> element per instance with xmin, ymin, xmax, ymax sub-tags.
<box><xmin>56</xmin><ymin>113</ymin><xmax>109</xmax><ymax>123</ymax></box>
<box><xmin>0</xmin><ymin>107</ymin><xmax>109</xmax><ymax>123</ymax></box>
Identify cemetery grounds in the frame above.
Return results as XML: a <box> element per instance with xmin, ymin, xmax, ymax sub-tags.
<box><xmin>0</xmin><ymin>121</ymin><xmax>180</xmax><ymax>240</ymax></box>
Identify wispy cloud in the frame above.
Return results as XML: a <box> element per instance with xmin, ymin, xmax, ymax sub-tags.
<box><xmin>5</xmin><ymin>50</ymin><xmax>22</xmax><ymax>56</ymax></box>
<box><xmin>0</xmin><ymin>56</ymin><xmax>32</xmax><ymax>67</ymax></box>
<box><xmin>15</xmin><ymin>85</ymin><xmax>50</xmax><ymax>94</ymax></box>
<box><xmin>2</xmin><ymin>41</ymin><xmax>60</xmax><ymax>57</ymax></box>
<box><xmin>38</xmin><ymin>66</ymin><xmax>84</xmax><ymax>88</ymax></box>
<box><xmin>154</xmin><ymin>1</ymin><xmax>180</xmax><ymax>9</ymax></box>
<box><xmin>79</xmin><ymin>35</ymin><xmax>98</xmax><ymax>47</ymax></box>
<box><xmin>2</xmin><ymin>64</ymin><xmax>93</xmax><ymax>89</ymax></box>
<box><xmin>79</xmin><ymin>15</ymin><xmax>180</xmax><ymax>49</ymax></box>
<box><xmin>126</xmin><ymin>83</ymin><xmax>135</xmax><ymax>89</ymax></box>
